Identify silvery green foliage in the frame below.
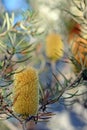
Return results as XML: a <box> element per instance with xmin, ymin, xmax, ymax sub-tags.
<box><xmin>28</xmin><ymin>0</ymin><xmax>75</xmax><ymax>46</ymax></box>
<box><xmin>28</xmin><ymin>0</ymin><xmax>63</xmax><ymax>33</ymax></box>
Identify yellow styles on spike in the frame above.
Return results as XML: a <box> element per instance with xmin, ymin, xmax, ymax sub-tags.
<box><xmin>46</xmin><ymin>33</ymin><xmax>64</xmax><ymax>61</ymax></box>
<box><xmin>13</xmin><ymin>67</ymin><xmax>39</xmax><ymax>117</ymax></box>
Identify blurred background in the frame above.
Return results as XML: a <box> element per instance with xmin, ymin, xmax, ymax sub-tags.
<box><xmin>0</xmin><ymin>0</ymin><xmax>87</xmax><ymax>130</ymax></box>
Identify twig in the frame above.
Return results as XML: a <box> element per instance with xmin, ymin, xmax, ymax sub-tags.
<box><xmin>22</xmin><ymin>122</ymin><xmax>27</xmax><ymax>130</ymax></box>
<box><xmin>40</xmin><ymin>69</ymin><xmax>84</xmax><ymax>108</ymax></box>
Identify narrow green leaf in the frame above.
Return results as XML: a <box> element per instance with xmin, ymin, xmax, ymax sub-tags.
<box><xmin>6</xmin><ymin>13</ymin><xmax>10</xmax><ymax>30</ymax></box>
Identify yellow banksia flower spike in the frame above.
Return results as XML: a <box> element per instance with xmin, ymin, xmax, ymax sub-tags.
<box><xmin>45</xmin><ymin>33</ymin><xmax>64</xmax><ymax>61</ymax></box>
<box><xmin>13</xmin><ymin>67</ymin><xmax>39</xmax><ymax>117</ymax></box>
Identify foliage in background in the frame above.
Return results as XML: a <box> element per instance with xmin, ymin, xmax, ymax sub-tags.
<box><xmin>0</xmin><ymin>0</ymin><xmax>87</xmax><ymax>130</ymax></box>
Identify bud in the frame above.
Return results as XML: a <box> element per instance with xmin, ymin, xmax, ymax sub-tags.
<box><xmin>13</xmin><ymin>67</ymin><xmax>39</xmax><ymax>117</ymax></box>
<box><xmin>46</xmin><ymin>33</ymin><xmax>64</xmax><ymax>61</ymax></box>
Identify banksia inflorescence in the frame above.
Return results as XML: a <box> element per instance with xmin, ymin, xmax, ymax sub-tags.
<box><xmin>71</xmin><ymin>37</ymin><xmax>87</xmax><ymax>66</ymax></box>
<box><xmin>69</xmin><ymin>25</ymin><xmax>87</xmax><ymax>73</ymax></box>
<box><xmin>66</xmin><ymin>0</ymin><xmax>87</xmax><ymax>72</ymax></box>
<box><xmin>1</xmin><ymin>2</ymin><xmax>87</xmax><ymax>130</ymax></box>
<box><xmin>45</xmin><ymin>33</ymin><xmax>64</xmax><ymax>61</ymax></box>
<box><xmin>13</xmin><ymin>67</ymin><xmax>39</xmax><ymax>118</ymax></box>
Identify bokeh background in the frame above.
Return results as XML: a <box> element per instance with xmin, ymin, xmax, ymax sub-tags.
<box><xmin>0</xmin><ymin>0</ymin><xmax>87</xmax><ymax>130</ymax></box>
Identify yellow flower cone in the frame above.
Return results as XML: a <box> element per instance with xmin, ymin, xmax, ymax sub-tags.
<box><xmin>13</xmin><ymin>67</ymin><xmax>39</xmax><ymax>117</ymax></box>
<box><xmin>46</xmin><ymin>33</ymin><xmax>64</xmax><ymax>61</ymax></box>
